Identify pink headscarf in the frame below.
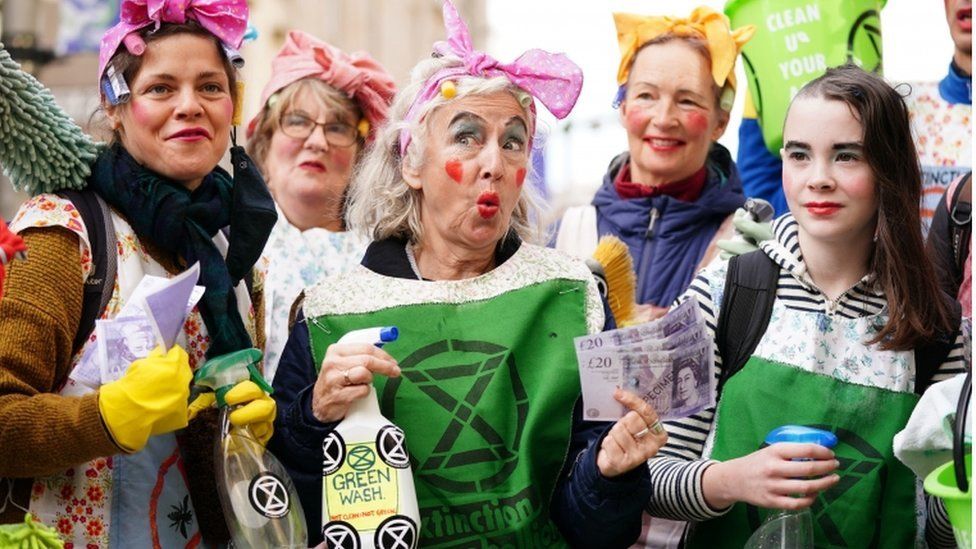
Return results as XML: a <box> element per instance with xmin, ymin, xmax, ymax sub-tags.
<box><xmin>98</xmin><ymin>0</ymin><xmax>248</xmax><ymax>82</ymax></box>
<box><xmin>246</xmin><ymin>30</ymin><xmax>396</xmax><ymax>142</ymax></box>
<box><xmin>398</xmin><ymin>0</ymin><xmax>583</xmax><ymax>156</ymax></box>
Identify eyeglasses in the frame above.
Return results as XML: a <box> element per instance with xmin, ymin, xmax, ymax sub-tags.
<box><xmin>279</xmin><ymin>112</ymin><xmax>359</xmax><ymax>147</ymax></box>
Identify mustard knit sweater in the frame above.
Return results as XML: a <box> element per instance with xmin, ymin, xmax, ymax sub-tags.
<box><xmin>0</xmin><ymin>222</ymin><xmax>266</xmax><ymax>524</ymax></box>
<box><xmin>0</xmin><ymin>227</ymin><xmax>119</xmax><ymax>471</ymax></box>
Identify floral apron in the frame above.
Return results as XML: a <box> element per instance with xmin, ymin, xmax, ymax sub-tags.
<box><xmin>11</xmin><ymin>194</ymin><xmax>253</xmax><ymax>548</ymax></box>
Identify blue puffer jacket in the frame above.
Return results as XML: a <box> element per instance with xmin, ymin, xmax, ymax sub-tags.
<box><xmin>593</xmin><ymin>143</ymin><xmax>745</xmax><ymax>307</ymax></box>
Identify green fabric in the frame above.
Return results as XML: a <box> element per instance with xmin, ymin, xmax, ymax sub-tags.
<box><xmin>308</xmin><ymin>279</ymin><xmax>588</xmax><ymax>547</ymax></box>
<box><xmin>687</xmin><ymin>357</ymin><xmax>919</xmax><ymax>549</ymax></box>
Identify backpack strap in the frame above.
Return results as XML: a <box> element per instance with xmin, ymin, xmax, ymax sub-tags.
<box><xmin>948</xmin><ymin>172</ymin><xmax>972</xmax><ymax>276</ymax></box>
<box><xmin>715</xmin><ymin>250</ymin><xmax>780</xmax><ymax>399</ymax></box>
<box><xmin>912</xmin><ymin>294</ymin><xmax>962</xmax><ymax>395</ymax></box>
<box><xmin>56</xmin><ymin>189</ymin><xmax>117</xmax><ymax>354</ymax></box>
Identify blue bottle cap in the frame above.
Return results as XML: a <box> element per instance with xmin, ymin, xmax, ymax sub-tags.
<box><xmin>379</xmin><ymin>326</ymin><xmax>399</xmax><ymax>343</ymax></box>
<box><xmin>765</xmin><ymin>425</ymin><xmax>838</xmax><ymax>449</ymax></box>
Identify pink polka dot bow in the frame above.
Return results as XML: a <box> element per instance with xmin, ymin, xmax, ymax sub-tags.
<box><xmin>98</xmin><ymin>0</ymin><xmax>248</xmax><ymax>82</ymax></box>
<box><xmin>399</xmin><ymin>0</ymin><xmax>584</xmax><ymax>156</ymax></box>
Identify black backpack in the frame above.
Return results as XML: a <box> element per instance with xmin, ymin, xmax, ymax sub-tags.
<box><xmin>715</xmin><ymin>251</ymin><xmax>960</xmax><ymax>400</ymax></box>
<box><xmin>947</xmin><ymin>172</ymin><xmax>972</xmax><ymax>280</ymax></box>
<box><xmin>56</xmin><ymin>189</ymin><xmax>117</xmax><ymax>355</ymax></box>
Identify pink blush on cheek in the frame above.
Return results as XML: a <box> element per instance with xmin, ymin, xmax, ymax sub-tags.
<box><xmin>330</xmin><ymin>149</ymin><xmax>354</xmax><ymax>171</ymax></box>
<box><xmin>515</xmin><ymin>168</ymin><xmax>526</xmax><ymax>187</ymax></box>
<box><xmin>445</xmin><ymin>160</ymin><xmax>463</xmax><ymax>183</ymax></box>
<box><xmin>128</xmin><ymin>101</ymin><xmax>152</xmax><ymax>125</ymax></box>
<box><xmin>683</xmin><ymin>111</ymin><xmax>710</xmax><ymax>135</ymax></box>
<box><xmin>623</xmin><ymin>108</ymin><xmax>650</xmax><ymax>136</ymax></box>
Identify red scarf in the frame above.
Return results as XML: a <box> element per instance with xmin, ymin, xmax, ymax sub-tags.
<box><xmin>614</xmin><ymin>163</ymin><xmax>707</xmax><ymax>202</ymax></box>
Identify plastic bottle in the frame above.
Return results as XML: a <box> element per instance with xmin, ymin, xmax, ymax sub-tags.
<box><xmin>743</xmin><ymin>425</ymin><xmax>839</xmax><ymax>549</ymax></box>
<box><xmin>194</xmin><ymin>348</ymin><xmax>307</xmax><ymax>548</ymax></box>
<box><xmin>321</xmin><ymin>326</ymin><xmax>420</xmax><ymax>549</ymax></box>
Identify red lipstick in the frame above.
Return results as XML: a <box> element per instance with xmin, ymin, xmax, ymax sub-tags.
<box><xmin>477</xmin><ymin>191</ymin><xmax>500</xmax><ymax>219</ymax></box>
<box><xmin>958</xmin><ymin>7</ymin><xmax>972</xmax><ymax>32</ymax></box>
<box><xmin>805</xmin><ymin>201</ymin><xmax>843</xmax><ymax>216</ymax></box>
<box><xmin>299</xmin><ymin>160</ymin><xmax>326</xmax><ymax>172</ymax></box>
<box><xmin>643</xmin><ymin>135</ymin><xmax>685</xmax><ymax>153</ymax></box>
<box><xmin>167</xmin><ymin>127</ymin><xmax>211</xmax><ymax>141</ymax></box>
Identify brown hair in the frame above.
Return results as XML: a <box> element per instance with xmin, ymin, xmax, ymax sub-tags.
<box><xmin>245</xmin><ymin>77</ymin><xmax>363</xmax><ymax>174</ymax></box>
<box><xmin>793</xmin><ymin>64</ymin><xmax>954</xmax><ymax>350</ymax></box>
<box><xmin>101</xmin><ymin>20</ymin><xmax>239</xmax><ymax>142</ymax></box>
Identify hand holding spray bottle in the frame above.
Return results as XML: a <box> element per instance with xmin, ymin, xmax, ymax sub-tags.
<box><xmin>744</xmin><ymin>425</ymin><xmax>838</xmax><ymax>549</ymax></box>
<box><xmin>194</xmin><ymin>348</ymin><xmax>307</xmax><ymax>548</ymax></box>
<box><xmin>320</xmin><ymin>327</ymin><xmax>420</xmax><ymax>549</ymax></box>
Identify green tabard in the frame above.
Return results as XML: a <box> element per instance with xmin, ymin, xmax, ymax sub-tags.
<box><xmin>686</xmin><ymin>357</ymin><xmax>919</xmax><ymax>549</ymax></box>
<box><xmin>308</xmin><ymin>278</ymin><xmax>589</xmax><ymax>548</ymax></box>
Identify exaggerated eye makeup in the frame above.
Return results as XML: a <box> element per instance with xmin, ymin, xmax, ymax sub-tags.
<box><xmin>448</xmin><ymin>113</ymin><xmax>486</xmax><ymax>146</ymax></box>
<box><xmin>501</xmin><ymin>118</ymin><xmax>528</xmax><ymax>151</ymax></box>
<box><xmin>832</xmin><ymin>143</ymin><xmax>864</xmax><ymax>162</ymax></box>
<box><xmin>783</xmin><ymin>142</ymin><xmax>811</xmax><ymax>162</ymax></box>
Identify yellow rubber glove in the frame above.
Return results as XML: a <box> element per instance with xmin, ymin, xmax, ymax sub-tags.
<box><xmin>225</xmin><ymin>380</ymin><xmax>276</xmax><ymax>446</ymax></box>
<box><xmin>98</xmin><ymin>346</ymin><xmax>192</xmax><ymax>453</ymax></box>
<box><xmin>187</xmin><ymin>392</ymin><xmax>216</xmax><ymax>421</ymax></box>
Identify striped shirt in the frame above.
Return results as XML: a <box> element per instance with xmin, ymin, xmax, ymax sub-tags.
<box><xmin>646</xmin><ymin>215</ymin><xmax>968</xmax><ymax>545</ymax></box>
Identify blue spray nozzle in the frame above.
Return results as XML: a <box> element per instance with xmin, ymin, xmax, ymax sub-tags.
<box><xmin>337</xmin><ymin>326</ymin><xmax>400</xmax><ymax>347</ymax></box>
<box><xmin>765</xmin><ymin>425</ymin><xmax>838</xmax><ymax>449</ymax></box>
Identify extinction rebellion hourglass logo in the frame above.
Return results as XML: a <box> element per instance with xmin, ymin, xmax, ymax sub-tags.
<box><xmin>379</xmin><ymin>339</ymin><xmax>559</xmax><ymax>545</ymax></box>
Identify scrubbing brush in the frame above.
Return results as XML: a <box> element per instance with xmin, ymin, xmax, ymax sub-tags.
<box><xmin>588</xmin><ymin>235</ymin><xmax>637</xmax><ymax>326</ymax></box>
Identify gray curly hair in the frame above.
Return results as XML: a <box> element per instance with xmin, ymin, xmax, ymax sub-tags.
<box><xmin>345</xmin><ymin>54</ymin><xmax>548</xmax><ymax>245</ymax></box>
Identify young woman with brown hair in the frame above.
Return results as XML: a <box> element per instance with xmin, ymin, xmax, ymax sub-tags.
<box><xmin>645</xmin><ymin>64</ymin><xmax>966</xmax><ymax>548</ymax></box>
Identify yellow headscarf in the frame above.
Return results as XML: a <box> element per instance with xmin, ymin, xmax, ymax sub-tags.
<box><xmin>613</xmin><ymin>7</ymin><xmax>755</xmax><ymax>95</ymax></box>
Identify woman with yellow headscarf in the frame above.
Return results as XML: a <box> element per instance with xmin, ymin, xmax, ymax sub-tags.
<box><xmin>556</xmin><ymin>7</ymin><xmax>753</xmax><ymax>324</ymax></box>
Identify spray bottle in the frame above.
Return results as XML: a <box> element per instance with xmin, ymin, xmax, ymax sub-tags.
<box><xmin>321</xmin><ymin>327</ymin><xmax>420</xmax><ymax>549</ymax></box>
<box><xmin>736</xmin><ymin>198</ymin><xmax>776</xmax><ymax>243</ymax></box>
<box><xmin>194</xmin><ymin>348</ymin><xmax>307</xmax><ymax>548</ymax></box>
<box><xmin>743</xmin><ymin>425</ymin><xmax>838</xmax><ymax>549</ymax></box>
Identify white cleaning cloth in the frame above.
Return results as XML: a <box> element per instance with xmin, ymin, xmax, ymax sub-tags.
<box><xmin>894</xmin><ymin>373</ymin><xmax>971</xmax><ymax>479</ymax></box>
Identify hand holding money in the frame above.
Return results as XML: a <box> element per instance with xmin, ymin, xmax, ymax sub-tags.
<box><xmin>98</xmin><ymin>345</ymin><xmax>192</xmax><ymax>452</ymax></box>
<box><xmin>576</xmin><ymin>298</ymin><xmax>715</xmax><ymax>422</ymax></box>
<box><xmin>597</xmin><ymin>388</ymin><xmax>667</xmax><ymax>478</ymax></box>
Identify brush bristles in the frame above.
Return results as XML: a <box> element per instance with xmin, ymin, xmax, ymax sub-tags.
<box><xmin>0</xmin><ymin>43</ymin><xmax>99</xmax><ymax>196</ymax></box>
<box><xmin>592</xmin><ymin>235</ymin><xmax>637</xmax><ymax>325</ymax></box>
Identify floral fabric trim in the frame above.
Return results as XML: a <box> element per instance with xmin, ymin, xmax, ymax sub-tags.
<box><xmin>257</xmin><ymin>215</ymin><xmax>368</xmax><ymax>382</ymax></box>
<box><xmin>904</xmin><ymin>81</ymin><xmax>972</xmax><ymax>231</ymax></box>
<box><xmin>13</xmin><ymin>195</ymin><xmax>254</xmax><ymax>546</ymax></box>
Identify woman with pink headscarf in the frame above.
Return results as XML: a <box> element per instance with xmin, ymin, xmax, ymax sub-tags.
<box><xmin>246</xmin><ymin>31</ymin><xmax>396</xmax><ymax>382</ymax></box>
<box><xmin>269</xmin><ymin>3</ymin><xmax>665</xmax><ymax>546</ymax></box>
<box><xmin>0</xmin><ymin>0</ymin><xmax>277</xmax><ymax>545</ymax></box>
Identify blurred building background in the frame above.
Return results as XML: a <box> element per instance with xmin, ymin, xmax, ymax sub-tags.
<box><xmin>0</xmin><ymin>0</ymin><xmax>962</xmax><ymax>222</ymax></box>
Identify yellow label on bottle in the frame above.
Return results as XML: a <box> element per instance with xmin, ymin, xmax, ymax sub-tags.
<box><xmin>323</xmin><ymin>442</ymin><xmax>399</xmax><ymax>531</ymax></box>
